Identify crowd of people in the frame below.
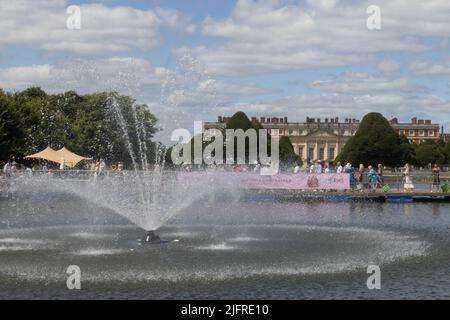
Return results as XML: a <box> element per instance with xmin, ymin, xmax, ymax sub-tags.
<box><xmin>0</xmin><ymin>157</ymin><xmax>447</xmax><ymax>192</ymax></box>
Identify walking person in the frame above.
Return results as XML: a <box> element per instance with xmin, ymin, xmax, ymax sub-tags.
<box><xmin>431</xmin><ymin>164</ymin><xmax>441</xmax><ymax>192</ymax></box>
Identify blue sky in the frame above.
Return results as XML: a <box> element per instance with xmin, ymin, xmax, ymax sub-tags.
<box><xmin>1</xmin><ymin>0</ymin><xmax>450</xmax><ymax>143</ymax></box>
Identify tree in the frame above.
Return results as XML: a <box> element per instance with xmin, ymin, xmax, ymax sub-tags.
<box><xmin>279</xmin><ymin>135</ymin><xmax>298</xmax><ymax>166</ymax></box>
<box><xmin>225</xmin><ymin>111</ymin><xmax>296</xmax><ymax>166</ymax></box>
<box><xmin>336</xmin><ymin>112</ymin><xmax>407</xmax><ymax>166</ymax></box>
<box><xmin>0</xmin><ymin>87</ymin><xmax>159</xmax><ymax>168</ymax></box>
<box><xmin>0</xmin><ymin>90</ymin><xmax>26</xmax><ymax>160</ymax></box>
<box><xmin>414</xmin><ymin>140</ymin><xmax>446</xmax><ymax>166</ymax></box>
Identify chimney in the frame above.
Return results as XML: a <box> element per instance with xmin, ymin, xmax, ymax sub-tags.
<box><xmin>317</xmin><ymin>118</ymin><xmax>321</xmax><ymax>123</ymax></box>
<box><xmin>418</xmin><ymin>119</ymin><xmax>424</xmax><ymax>124</ymax></box>
<box><xmin>390</xmin><ymin>117</ymin><xmax>398</xmax><ymax>124</ymax></box>
<box><xmin>251</xmin><ymin>117</ymin><xmax>257</xmax><ymax>122</ymax></box>
<box><xmin>335</xmin><ymin>117</ymin><xmax>339</xmax><ymax>123</ymax></box>
<box><xmin>218</xmin><ymin>116</ymin><xmax>223</xmax><ymax>123</ymax></box>
<box><xmin>261</xmin><ymin>117</ymin><xmax>265</xmax><ymax>123</ymax></box>
<box><xmin>411</xmin><ymin>117</ymin><xmax>417</xmax><ymax>124</ymax></box>
<box><xmin>325</xmin><ymin>118</ymin><xmax>329</xmax><ymax>123</ymax></box>
<box><xmin>284</xmin><ymin>117</ymin><xmax>288</xmax><ymax>123</ymax></box>
<box><xmin>279</xmin><ymin>117</ymin><xmax>283</xmax><ymax>123</ymax></box>
<box><xmin>425</xmin><ymin>120</ymin><xmax>431</xmax><ymax>125</ymax></box>
<box><xmin>352</xmin><ymin>118</ymin><xmax>356</xmax><ymax>123</ymax></box>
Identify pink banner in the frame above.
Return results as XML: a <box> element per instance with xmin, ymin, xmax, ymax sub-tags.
<box><xmin>177</xmin><ymin>172</ymin><xmax>350</xmax><ymax>190</ymax></box>
<box><xmin>242</xmin><ymin>173</ymin><xmax>350</xmax><ymax>190</ymax></box>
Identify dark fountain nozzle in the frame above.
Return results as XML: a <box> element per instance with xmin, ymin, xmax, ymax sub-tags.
<box><xmin>143</xmin><ymin>230</ymin><xmax>161</xmax><ymax>243</ymax></box>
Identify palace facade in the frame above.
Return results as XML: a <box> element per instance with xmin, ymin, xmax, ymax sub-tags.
<box><xmin>204</xmin><ymin>116</ymin><xmax>442</xmax><ymax>162</ymax></box>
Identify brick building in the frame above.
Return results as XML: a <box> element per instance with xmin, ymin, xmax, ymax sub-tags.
<box><xmin>389</xmin><ymin>117</ymin><xmax>441</xmax><ymax>144</ymax></box>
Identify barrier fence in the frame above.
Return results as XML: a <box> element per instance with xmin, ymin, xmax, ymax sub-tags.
<box><xmin>1</xmin><ymin>168</ymin><xmax>449</xmax><ymax>192</ymax></box>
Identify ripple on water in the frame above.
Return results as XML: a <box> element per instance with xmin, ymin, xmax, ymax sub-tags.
<box><xmin>196</xmin><ymin>243</ymin><xmax>237</xmax><ymax>251</ymax></box>
<box><xmin>71</xmin><ymin>248</ymin><xmax>128</xmax><ymax>256</ymax></box>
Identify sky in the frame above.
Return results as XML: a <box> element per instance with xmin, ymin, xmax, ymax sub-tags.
<box><xmin>1</xmin><ymin>0</ymin><xmax>450</xmax><ymax>144</ymax></box>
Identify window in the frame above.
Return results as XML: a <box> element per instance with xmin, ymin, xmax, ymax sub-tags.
<box><xmin>308</xmin><ymin>147</ymin><xmax>314</xmax><ymax>160</ymax></box>
<box><xmin>329</xmin><ymin>147</ymin><xmax>335</xmax><ymax>160</ymax></box>
<box><xmin>288</xmin><ymin>129</ymin><xmax>293</xmax><ymax>135</ymax></box>
<box><xmin>399</xmin><ymin>130</ymin><xmax>405</xmax><ymax>135</ymax></box>
<box><xmin>409</xmin><ymin>130</ymin><xmax>415</xmax><ymax>136</ymax></box>
<box><xmin>298</xmin><ymin>147</ymin><xmax>304</xmax><ymax>158</ymax></box>
<box><xmin>419</xmin><ymin>130</ymin><xmax>425</xmax><ymax>137</ymax></box>
<box><xmin>319</xmin><ymin>148</ymin><xmax>324</xmax><ymax>160</ymax></box>
<box><xmin>279</xmin><ymin>129</ymin><xmax>283</xmax><ymax>135</ymax></box>
<box><xmin>429</xmin><ymin>130</ymin><xmax>435</xmax><ymax>136</ymax></box>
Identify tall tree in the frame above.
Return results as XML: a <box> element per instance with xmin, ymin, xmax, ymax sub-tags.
<box><xmin>336</xmin><ymin>112</ymin><xmax>407</xmax><ymax>166</ymax></box>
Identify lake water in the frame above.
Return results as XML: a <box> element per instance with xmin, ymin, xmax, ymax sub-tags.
<box><xmin>1</xmin><ymin>190</ymin><xmax>450</xmax><ymax>299</ymax></box>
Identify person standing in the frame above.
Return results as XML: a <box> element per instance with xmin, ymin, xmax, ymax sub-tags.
<box><xmin>324</xmin><ymin>162</ymin><xmax>331</xmax><ymax>173</ymax></box>
<box><xmin>2</xmin><ymin>160</ymin><xmax>12</xmax><ymax>178</ymax></box>
<box><xmin>403</xmin><ymin>163</ymin><xmax>414</xmax><ymax>192</ymax></box>
<box><xmin>367</xmin><ymin>165</ymin><xmax>378</xmax><ymax>192</ymax></box>
<box><xmin>309</xmin><ymin>161</ymin><xmax>315</xmax><ymax>174</ymax></box>
<box><xmin>98</xmin><ymin>159</ymin><xmax>106</xmax><ymax>178</ymax></box>
<box><xmin>59</xmin><ymin>158</ymin><xmax>66</xmax><ymax>171</ymax></box>
<box><xmin>377</xmin><ymin>164</ymin><xmax>384</xmax><ymax>187</ymax></box>
<box><xmin>316</xmin><ymin>160</ymin><xmax>323</xmax><ymax>174</ymax></box>
<box><xmin>344</xmin><ymin>163</ymin><xmax>356</xmax><ymax>190</ymax></box>
<box><xmin>431</xmin><ymin>164</ymin><xmax>441</xmax><ymax>192</ymax></box>
<box><xmin>336</xmin><ymin>162</ymin><xmax>343</xmax><ymax>174</ymax></box>
<box><xmin>356</xmin><ymin>164</ymin><xmax>365</xmax><ymax>190</ymax></box>
<box><xmin>294</xmin><ymin>163</ymin><xmax>300</xmax><ymax>174</ymax></box>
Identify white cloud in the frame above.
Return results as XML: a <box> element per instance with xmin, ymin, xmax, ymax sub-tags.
<box><xmin>173</xmin><ymin>0</ymin><xmax>450</xmax><ymax>76</ymax></box>
<box><xmin>211</xmin><ymin>93</ymin><xmax>450</xmax><ymax>125</ymax></box>
<box><xmin>0</xmin><ymin>0</ymin><xmax>195</xmax><ymax>54</ymax></box>
<box><xmin>310</xmin><ymin>72</ymin><xmax>424</xmax><ymax>94</ymax></box>
<box><xmin>409</xmin><ymin>59</ymin><xmax>450</xmax><ymax>75</ymax></box>
<box><xmin>378</xmin><ymin>60</ymin><xmax>401</xmax><ymax>75</ymax></box>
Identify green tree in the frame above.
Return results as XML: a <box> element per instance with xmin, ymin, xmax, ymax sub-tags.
<box><xmin>0</xmin><ymin>87</ymin><xmax>159</xmax><ymax>168</ymax></box>
<box><xmin>336</xmin><ymin>112</ymin><xmax>407</xmax><ymax>166</ymax></box>
<box><xmin>414</xmin><ymin>140</ymin><xmax>446</xmax><ymax>166</ymax></box>
<box><xmin>0</xmin><ymin>90</ymin><xmax>26</xmax><ymax>159</ymax></box>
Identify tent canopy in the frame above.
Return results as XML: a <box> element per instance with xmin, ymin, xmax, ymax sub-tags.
<box><xmin>24</xmin><ymin>146</ymin><xmax>61</xmax><ymax>164</ymax></box>
<box><xmin>24</xmin><ymin>146</ymin><xmax>93</xmax><ymax>168</ymax></box>
<box><xmin>55</xmin><ymin>147</ymin><xmax>93</xmax><ymax>168</ymax></box>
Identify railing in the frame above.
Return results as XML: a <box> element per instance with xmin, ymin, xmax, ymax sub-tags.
<box><xmin>1</xmin><ymin>168</ymin><xmax>449</xmax><ymax>192</ymax></box>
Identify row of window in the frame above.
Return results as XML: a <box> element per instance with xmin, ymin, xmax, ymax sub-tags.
<box><xmin>399</xmin><ymin>129</ymin><xmax>435</xmax><ymax>137</ymax></box>
<box><xmin>273</xmin><ymin>128</ymin><xmax>436</xmax><ymax>138</ymax></box>
<box><xmin>278</xmin><ymin>129</ymin><xmax>354</xmax><ymax>136</ymax></box>
<box><xmin>298</xmin><ymin>147</ymin><xmax>336</xmax><ymax>160</ymax></box>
